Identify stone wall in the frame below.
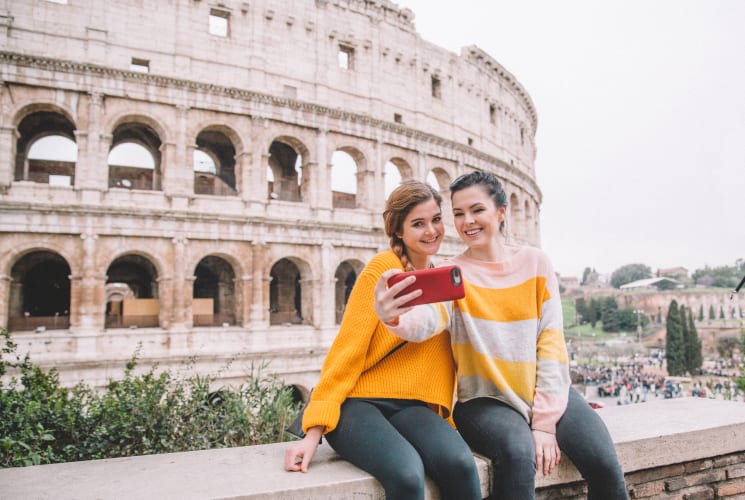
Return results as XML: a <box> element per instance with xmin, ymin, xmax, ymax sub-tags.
<box><xmin>0</xmin><ymin>0</ymin><xmax>542</xmax><ymax>391</ymax></box>
<box><xmin>2</xmin><ymin>398</ymin><xmax>745</xmax><ymax>499</ymax></box>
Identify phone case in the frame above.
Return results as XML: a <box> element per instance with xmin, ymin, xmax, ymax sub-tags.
<box><xmin>387</xmin><ymin>265</ymin><xmax>465</xmax><ymax>306</ymax></box>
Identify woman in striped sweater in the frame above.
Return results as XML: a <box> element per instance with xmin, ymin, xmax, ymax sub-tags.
<box><xmin>284</xmin><ymin>180</ymin><xmax>481</xmax><ymax>500</ymax></box>
<box><xmin>376</xmin><ymin>171</ymin><xmax>628</xmax><ymax>499</ymax></box>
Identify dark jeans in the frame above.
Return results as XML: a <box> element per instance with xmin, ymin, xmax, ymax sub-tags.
<box><xmin>453</xmin><ymin>388</ymin><xmax>628</xmax><ymax>500</ymax></box>
<box><xmin>326</xmin><ymin>398</ymin><xmax>482</xmax><ymax>500</ymax></box>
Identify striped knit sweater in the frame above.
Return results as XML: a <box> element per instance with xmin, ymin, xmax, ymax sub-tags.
<box><xmin>301</xmin><ymin>250</ymin><xmax>455</xmax><ymax>435</ymax></box>
<box><xmin>390</xmin><ymin>246</ymin><xmax>570</xmax><ymax>434</ymax></box>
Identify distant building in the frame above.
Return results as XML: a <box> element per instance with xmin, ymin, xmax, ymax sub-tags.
<box><xmin>658</xmin><ymin>267</ymin><xmax>689</xmax><ymax>279</ymax></box>
<box><xmin>620</xmin><ymin>277</ymin><xmax>683</xmax><ymax>291</ymax></box>
<box><xmin>559</xmin><ymin>276</ymin><xmax>580</xmax><ymax>291</ymax></box>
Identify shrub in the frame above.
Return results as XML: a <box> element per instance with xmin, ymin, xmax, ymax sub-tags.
<box><xmin>0</xmin><ymin>328</ymin><xmax>300</xmax><ymax>468</ymax></box>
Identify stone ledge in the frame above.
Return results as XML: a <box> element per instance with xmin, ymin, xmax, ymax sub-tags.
<box><xmin>1</xmin><ymin>398</ymin><xmax>744</xmax><ymax>499</ymax></box>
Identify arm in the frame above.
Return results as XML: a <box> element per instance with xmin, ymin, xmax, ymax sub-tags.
<box><xmin>284</xmin><ymin>426</ymin><xmax>324</xmax><ymax>473</ymax></box>
<box><xmin>531</xmin><ymin>255</ymin><xmax>570</xmax><ymax>475</ymax></box>
<box><xmin>374</xmin><ymin>269</ymin><xmax>451</xmax><ymax>342</ymax></box>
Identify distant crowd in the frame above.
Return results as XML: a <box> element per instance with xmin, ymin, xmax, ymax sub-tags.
<box><xmin>574</xmin><ymin>353</ymin><xmax>744</xmax><ymax>404</ymax></box>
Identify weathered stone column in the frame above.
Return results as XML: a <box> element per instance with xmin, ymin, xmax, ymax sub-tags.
<box><xmin>74</xmin><ymin>231</ymin><xmax>105</xmax><ymax>332</ymax></box>
<box><xmin>161</xmin><ymin>105</ymin><xmax>191</xmax><ymax>200</ymax></box>
<box><xmin>251</xmin><ymin>242</ymin><xmax>269</xmax><ymax>328</ymax></box>
<box><xmin>75</xmin><ymin>92</ymin><xmax>106</xmax><ymax>197</ymax></box>
<box><xmin>314</xmin><ymin>128</ymin><xmax>332</xmax><ymax>216</ymax></box>
<box><xmin>0</xmin><ymin>273</ymin><xmax>12</xmax><ymax>327</ymax></box>
<box><xmin>171</xmin><ymin>236</ymin><xmax>188</xmax><ymax>328</ymax></box>
<box><xmin>319</xmin><ymin>242</ymin><xmax>335</xmax><ymax>328</ymax></box>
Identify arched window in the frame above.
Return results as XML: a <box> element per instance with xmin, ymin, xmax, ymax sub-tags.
<box><xmin>15</xmin><ymin>111</ymin><xmax>77</xmax><ymax>185</ymax></box>
<box><xmin>270</xmin><ymin>258</ymin><xmax>302</xmax><ymax>325</ymax></box>
<box><xmin>193</xmin><ymin>256</ymin><xmax>237</xmax><ymax>326</ymax></box>
<box><xmin>384</xmin><ymin>161</ymin><xmax>402</xmax><ymax>200</ymax></box>
<box><xmin>108</xmin><ymin>123</ymin><xmax>162</xmax><ymax>190</ymax></box>
<box><xmin>334</xmin><ymin>260</ymin><xmax>363</xmax><ymax>324</ymax></box>
<box><xmin>331</xmin><ymin>150</ymin><xmax>358</xmax><ymax>209</ymax></box>
<box><xmin>105</xmin><ymin>254</ymin><xmax>159</xmax><ymax>328</ymax></box>
<box><xmin>8</xmin><ymin>251</ymin><xmax>71</xmax><ymax>332</ymax></box>
<box><xmin>268</xmin><ymin>141</ymin><xmax>303</xmax><ymax>202</ymax></box>
<box><xmin>194</xmin><ymin>128</ymin><xmax>237</xmax><ymax>196</ymax></box>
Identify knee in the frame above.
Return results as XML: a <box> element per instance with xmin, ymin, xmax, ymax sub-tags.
<box><xmin>445</xmin><ymin>448</ymin><xmax>479</xmax><ymax>478</ymax></box>
<box><xmin>497</xmin><ymin>437</ymin><xmax>535</xmax><ymax>469</ymax></box>
<box><xmin>385</xmin><ymin>462</ymin><xmax>425</xmax><ymax>498</ymax></box>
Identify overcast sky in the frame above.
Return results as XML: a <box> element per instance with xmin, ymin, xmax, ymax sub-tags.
<box><xmin>398</xmin><ymin>1</ymin><xmax>745</xmax><ymax>279</ymax></box>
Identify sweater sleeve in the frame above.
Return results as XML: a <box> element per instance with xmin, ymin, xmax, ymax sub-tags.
<box><xmin>531</xmin><ymin>252</ymin><xmax>571</xmax><ymax>434</ymax></box>
<box><xmin>301</xmin><ymin>253</ymin><xmax>397</xmax><ymax>434</ymax></box>
<box><xmin>385</xmin><ymin>301</ymin><xmax>451</xmax><ymax>342</ymax></box>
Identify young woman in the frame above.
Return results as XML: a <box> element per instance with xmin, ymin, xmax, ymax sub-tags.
<box><xmin>376</xmin><ymin>171</ymin><xmax>628</xmax><ymax>500</ymax></box>
<box><xmin>284</xmin><ymin>180</ymin><xmax>481</xmax><ymax>500</ymax></box>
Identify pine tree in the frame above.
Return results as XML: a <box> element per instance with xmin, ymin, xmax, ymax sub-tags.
<box><xmin>665</xmin><ymin>300</ymin><xmax>685</xmax><ymax>376</ymax></box>
<box><xmin>709</xmin><ymin>304</ymin><xmax>716</xmax><ymax>320</ymax></box>
<box><xmin>686</xmin><ymin>313</ymin><xmax>703</xmax><ymax>375</ymax></box>
<box><xmin>698</xmin><ymin>304</ymin><xmax>704</xmax><ymax>322</ymax></box>
<box><xmin>680</xmin><ymin>306</ymin><xmax>690</xmax><ymax>373</ymax></box>
<box><xmin>720</xmin><ymin>306</ymin><xmax>725</xmax><ymax>319</ymax></box>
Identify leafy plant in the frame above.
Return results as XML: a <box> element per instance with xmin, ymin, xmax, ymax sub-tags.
<box><xmin>0</xmin><ymin>329</ymin><xmax>300</xmax><ymax>468</ymax></box>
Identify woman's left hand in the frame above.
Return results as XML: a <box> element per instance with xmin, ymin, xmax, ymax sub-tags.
<box><xmin>532</xmin><ymin>429</ymin><xmax>561</xmax><ymax>475</ymax></box>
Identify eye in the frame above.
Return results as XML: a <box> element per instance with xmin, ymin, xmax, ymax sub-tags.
<box><xmin>453</xmin><ymin>211</ymin><xmax>463</xmax><ymax>218</ymax></box>
<box><xmin>433</xmin><ymin>215</ymin><xmax>442</xmax><ymax>223</ymax></box>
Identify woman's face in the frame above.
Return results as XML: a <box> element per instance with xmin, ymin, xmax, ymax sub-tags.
<box><xmin>397</xmin><ymin>198</ymin><xmax>444</xmax><ymax>263</ymax></box>
<box><xmin>451</xmin><ymin>185</ymin><xmax>506</xmax><ymax>250</ymax></box>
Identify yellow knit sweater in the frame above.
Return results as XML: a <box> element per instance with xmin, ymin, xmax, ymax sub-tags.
<box><xmin>302</xmin><ymin>250</ymin><xmax>456</xmax><ymax>434</ymax></box>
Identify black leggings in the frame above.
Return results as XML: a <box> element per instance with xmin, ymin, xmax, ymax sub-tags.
<box><xmin>454</xmin><ymin>388</ymin><xmax>628</xmax><ymax>500</ymax></box>
<box><xmin>325</xmin><ymin>398</ymin><xmax>482</xmax><ymax>500</ymax></box>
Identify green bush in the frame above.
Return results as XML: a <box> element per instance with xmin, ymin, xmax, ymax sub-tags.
<box><xmin>0</xmin><ymin>329</ymin><xmax>300</xmax><ymax>468</ymax></box>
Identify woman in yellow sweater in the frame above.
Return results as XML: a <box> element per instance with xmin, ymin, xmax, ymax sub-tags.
<box><xmin>284</xmin><ymin>180</ymin><xmax>481</xmax><ymax>500</ymax></box>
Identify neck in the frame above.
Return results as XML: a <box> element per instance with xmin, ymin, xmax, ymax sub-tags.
<box><xmin>409</xmin><ymin>255</ymin><xmax>431</xmax><ymax>270</ymax></box>
<box><xmin>465</xmin><ymin>238</ymin><xmax>506</xmax><ymax>262</ymax></box>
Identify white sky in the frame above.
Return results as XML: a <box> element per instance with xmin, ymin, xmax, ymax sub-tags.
<box><xmin>398</xmin><ymin>0</ymin><xmax>745</xmax><ymax>279</ymax></box>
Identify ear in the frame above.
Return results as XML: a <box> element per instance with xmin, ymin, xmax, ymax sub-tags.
<box><xmin>497</xmin><ymin>205</ymin><xmax>507</xmax><ymax>221</ymax></box>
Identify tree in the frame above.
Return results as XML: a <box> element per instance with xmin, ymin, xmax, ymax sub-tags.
<box><xmin>686</xmin><ymin>313</ymin><xmax>702</xmax><ymax>375</ymax></box>
<box><xmin>601</xmin><ymin>296</ymin><xmax>619</xmax><ymax>332</ymax></box>
<box><xmin>610</xmin><ymin>263</ymin><xmax>652</xmax><ymax>289</ymax></box>
<box><xmin>698</xmin><ymin>304</ymin><xmax>704</xmax><ymax>322</ymax></box>
<box><xmin>665</xmin><ymin>300</ymin><xmax>686</xmax><ymax>376</ymax></box>
<box><xmin>581</xmin><ymin>267</ymin><xmax>592</xmax><ymax>286</ymax></box>
<box><xmin>709</xmin><ymin>304</ymin><xmax>716</xmax><ymax>320</ymax></box>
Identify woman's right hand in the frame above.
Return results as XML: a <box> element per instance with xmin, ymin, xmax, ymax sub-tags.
<box><xmin>284</xmin><ymin>426</ymin><xmax>324</xmax><ymax>473</ymax></box>
<box><xmin>374</xmin><ymin>269</ymin><xmax>420</xmax><ymax>325</ymax></box>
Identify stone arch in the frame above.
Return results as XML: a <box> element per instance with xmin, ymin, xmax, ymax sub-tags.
<box><xmin>194</xmin><ymin>125</ymin><xmax>239</xmax><ymax>196</ymax></box>
<box><xmin>334</xmin><ymin>258</ymin><xmax>365</xmax><ymax>324</ymax></box>
<box><xmin>330</xmin><ymin>146</ymin><xmax>364</xmax><ymax>209</ymax></box>
<box><xmin>267</xmin><ymin>135</ymin><xmax>312</xmax><ymax>202</ymax></box>
<box><xmin>13</xmin><ymin>106</ymin><xmax>77</xmax><ymax>185</ymax></box>
<box><xmin>7</xmin><ymin>249</ymin><xmax>72</xmax><ymax>332</ymax></box>
<box><xmin>269</xmin><ymin>256</ymin><xmax>313</xmax><ymax>326</ymax></box>
<box><xmin>509</xmin><ymin>192</ymin><xmax>522</xmax><ymax>241</ymax></box>
<box><xmin>193</xmin><ymin>255</ymin><xmax>238</xmax><ymax>326</ymax></box>
<box><xmin>104</xmin><ymin>253</ymin><xmax>161</xmax><ymax>329</ymax></box>
<box><xmin>384</xmin><ymin>157</ymin><xmax>414</xmax><ymax>199</ymax></box>
<box><xmin>107</xmin><ymin>117</ymin><xmax>164</xmax><ymax>191</ymax></box>
<box><xmin>524</xmin><ymin>199</ymin><xmax>533</xmax><ymax>243</ymax></box>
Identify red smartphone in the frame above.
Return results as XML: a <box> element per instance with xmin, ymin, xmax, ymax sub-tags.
<box><xmin>387</xmin><ymin>265</ymin><xmax>465</xmax><ymax>306</ymax></box>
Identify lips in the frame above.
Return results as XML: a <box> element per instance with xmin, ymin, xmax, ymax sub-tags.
<box><xmin>464</xmin><ymin>228</ymin><xmax>482</xmax><ymax>237</ymax></box>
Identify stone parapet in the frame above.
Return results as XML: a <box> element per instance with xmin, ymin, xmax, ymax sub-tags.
<box><xmin>2</xmin><ymin>398</ymin><xmax>745</xmax><ymax>499</ymax></box>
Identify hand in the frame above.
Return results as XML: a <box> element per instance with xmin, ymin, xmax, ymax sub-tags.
<box><xmin>284</xmin><ymin>426</ymin><xmax>323</xmax><ymax>473</ymax></box>
<box><xmin>374</xmin><ymin>269</ymin><xmax>421</xmax><ymax>325</ymax></box>
<box><xmin>532</xmin><ymin>429</ymin><xmax>561</xmax><ymax>476</ymax></box>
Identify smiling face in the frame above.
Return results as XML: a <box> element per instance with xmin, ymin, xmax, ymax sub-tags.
<box><xmin>451</xmin><ymin>184</ymin><xmax>507</xmax><ymax>258</ymax></box>
<box><xmin>396</xmin><ymin>198</ymin><xmax>444</xmax><ymax>269</ymax></box>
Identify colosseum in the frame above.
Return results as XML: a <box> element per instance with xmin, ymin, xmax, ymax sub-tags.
<box><xmin>0</xmin><ymin>0</ymin><xmax>542</xmax><ymax>396</ymax></box>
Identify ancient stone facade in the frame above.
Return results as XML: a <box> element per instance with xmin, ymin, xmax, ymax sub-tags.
<box><xmin>0</xmin><ymin>0</ymin><xmax>541</xmax><ymax>392</ymax></box>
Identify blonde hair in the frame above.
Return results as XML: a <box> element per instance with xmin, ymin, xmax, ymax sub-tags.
<box><xmin>382</xmin><ymin>180</ymin><xmax>442</xmax><ymax>271</ymax></box>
